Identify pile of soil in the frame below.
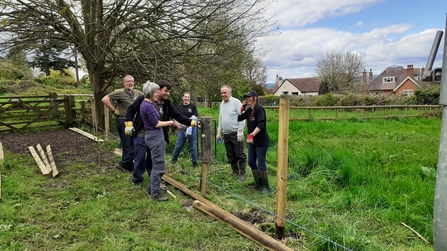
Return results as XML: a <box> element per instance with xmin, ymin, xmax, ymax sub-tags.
<box><xmin>0</xmin><ymin>129</ymin><xmax>116</xmax><ymax>170</ymax></box>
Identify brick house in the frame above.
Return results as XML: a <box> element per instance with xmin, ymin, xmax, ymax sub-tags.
<box><xmin>368</xmin><ymin>65</ymin><xmax>422</xmax><ymax>96</ymax></box>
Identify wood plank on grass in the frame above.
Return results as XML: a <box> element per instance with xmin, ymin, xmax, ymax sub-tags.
<box><xmin>46</xmin><ymin>145</ymin><xmax>59</xmax><ymax>177</ymax></box>
<box><xmin>28</xmin><ymin>146</ymin><xmax>50</xmax><ymax>175</ymax></box>
<box><xmin>36</xmin><ymin>144</ymin><xmax>52</xmax><ymax>173</ymax></box>
<box><xmin>0</xmin><ymin>142</ymin><xmax>4</xmax><ymax>164</ymax></box>
<box><xmin>69</xmin><ymin>127</ymin><xmax>104</xmax><ymax>142</ymax></box>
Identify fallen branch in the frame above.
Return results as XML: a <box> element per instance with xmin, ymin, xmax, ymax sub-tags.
<box><xmin>401</xmin><ymin>222</ymin><xmax>430</xmax><ymax>244</ymax></box>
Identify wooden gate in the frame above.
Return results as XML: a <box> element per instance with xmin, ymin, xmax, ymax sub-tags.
<box><xmin>0</xmin><ymin>93</ymin><xmax>93</xmax><ymax>133</ymax></box>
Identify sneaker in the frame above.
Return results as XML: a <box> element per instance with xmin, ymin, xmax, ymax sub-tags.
<box><xmin>134</xmin><ymin>183</ymin><xmax>142</xmax><ymax>190</ymax></box>
<box><xmin>115</xmin><ymin>163</ymin><xmax>128</xmax><ymax>173</ymax></box>
<box><xmin>193</xmin><ymin>162</ymin><xmax>198</xmax><ymax>168</ymax></box>
<box><xmin>151</xmin><ymin>192</ymin><xmax>168</xmax><ymax>201</ymax></box>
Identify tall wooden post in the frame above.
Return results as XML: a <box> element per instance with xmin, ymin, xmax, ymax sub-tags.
<box><xmin>200</xmin><ymin>117</ymin><xmax>213</xmax><ymax>193</ymax></box>
<box><xmin>434</xmin><ymin>14</ymin><xmax>447</xmax><ymax>251</ymax></box>
<box><xmin>104</xmin><ymin>105</ymin><xmax>109</xmax><ymax>140</ymax></box>
<box><xmin>275</xmin><ymin>98</ymin><xmax>290</xmax><ymax>239</ymax></box>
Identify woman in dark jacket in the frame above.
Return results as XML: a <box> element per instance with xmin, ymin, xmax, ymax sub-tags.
<box><xmin>238</xmin><ymin>91</ymin><xmax>270</xmax><ymax>194</ymax></box>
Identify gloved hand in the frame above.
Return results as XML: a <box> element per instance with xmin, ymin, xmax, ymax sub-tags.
<box><xmin>190</xmin><ymin>116</ymin><xmax>197</xmax><ymax>127</ymax></box>
<box><xmin>185</xmin><ymin>126</ymin><xmax>193</xmax><ymax>136</ymax></box>
<box><xmin>113</xmin><ymin>109</ymin><xmax>120</xmax><ymax>116</ymax></box>
<box><xmin>124</xmin><ymin>121</ymin><xmax>134</xmax><ymax>136</ymax></box>
<box><xmin>247</xmin><ymin>133</ymin><xmax>254</xmax><ymax>144</ymax></box>
<box><xmin>240</xmin><ymin>100</ymin><xmax>247</xmax><ymax>112</ymax></box>
<box><xmin>237</xmin><ymin>129</ymin><xmax>244</xmax><ymax>142</ymax></box>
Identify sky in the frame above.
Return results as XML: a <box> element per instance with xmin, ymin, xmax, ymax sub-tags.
<box><xmin>256</xmin><ymin>0</ymin><xmax>447</xmax><ymax>84</ymax></box>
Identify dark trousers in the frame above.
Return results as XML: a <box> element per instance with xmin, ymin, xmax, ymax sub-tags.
<box><xmin>223</xmin><ymin>131</ymin><xmax>246</xmax><ymax>164</ymax></box>
<box><xmin>116</xmin><ymin>118</ymin><xmax>134</xmax><ymax>170</ymax></box>
<box><xmin>132</xmin><ymin>136</ymin><xmax>152</xmax><ymax>184</ymax></box>
<box><xmin>247</xmin><ymin>143</ymin><xmax>268</xmax><ymax>171</ymax></box>
<box><xmin>145</xmin><ymin>129</ymin><xmax>166</xmax><ymax>196</ymax></box>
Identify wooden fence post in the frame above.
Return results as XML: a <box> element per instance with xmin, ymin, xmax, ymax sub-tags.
<box><xmin>200</xmin><ymin>117</ymin><xmax>213</xmax><ymax>193</ymax></box>
<box><xmin>275</xmin><ymin>98</ymin><xmax>290</xmax><ymax>239</ymax></box>
<box><xmin>104</xmin><ymin>105</ymin><xmax>109</xmax><ymax>140</ymax></box>
<box><xmin>63</xmin><ymin>95</ymin><xmax>76</xmax><ymax>125</ymax></box>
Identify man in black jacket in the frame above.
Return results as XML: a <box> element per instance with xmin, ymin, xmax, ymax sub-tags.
<box><xmin>125</xmin><ymin>80</ymin><xmax>194</xmax><ymax>190</ymax></box>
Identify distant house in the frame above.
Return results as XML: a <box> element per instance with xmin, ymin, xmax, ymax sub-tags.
<box><xmin>272</xmin><ymin>75</ymin><xmax>320</xmax><ymax>96</ymax></box>
<box><xmin>368</xmin><ymin>65</ymin><xmax>423</xmax><ymax>96</ymax></box>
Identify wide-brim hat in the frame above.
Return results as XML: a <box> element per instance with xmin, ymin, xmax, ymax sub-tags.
<box><xmin>243</xmin><ymin>91</ymin><xmax>258</xmax><ymax>98</ymax></box>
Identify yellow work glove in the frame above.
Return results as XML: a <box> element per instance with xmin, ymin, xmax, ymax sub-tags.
<box><xmin>124</xmin><ymin>121</ymin><xmax>134</xmax><ymax>136</ymax></box>
<box><xmin>113</xmin><ymin>109</ymin><xmax>120</xmax><ymax>116</ymax></box>
<box><xmin>190</xmin><ymin>117</ymin><xmax>197</xmax><ymax>127</ymax></box>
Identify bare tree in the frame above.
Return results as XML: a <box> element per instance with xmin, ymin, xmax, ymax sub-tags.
<box><xmin>0</xmin><ymin>0</ymin><xmax>272</xmax><ymax>127</ymax></box>
<box><xmin>315</xmin><ymin>50</ymin><xmax>366</xmax><ymax>94</ymax></box>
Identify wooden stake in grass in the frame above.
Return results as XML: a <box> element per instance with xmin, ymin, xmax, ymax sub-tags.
<box><xmin>69</xmin><ymin>127</ymin><xmax>104</xmax><ymax>142</ymax></box>
<box><xmin>0</xmin><ymin>141</ymin><xmax>4</xmax><ymax>165</ymax></box>
<box><xmin>28</xmin><ymin>146</ymin><xmax>50</xmax><ymax>175</ymax></box>
<box><xmin>36</xmin><ymin>144</ymin><xmax>52</xmax><ymax>174</ymax></box>
<box><xmin>0</xmin><ymin>172</ymin><xmax>2</xmax><ymax>200</ymax></box>
<box><xmin>46</xmin><ymin>145</ymin><xmax>59</xmax><ymax>177</ymax></box>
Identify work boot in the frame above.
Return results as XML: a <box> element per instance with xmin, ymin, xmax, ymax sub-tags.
<box><xmin>231</xmin><ymin>162</ymin><xmax>239</xmax><ymax>177</ymax></box>
<box><xmin>151</xmin><ymin>192</ymin><xmax>168</xmax><ymax>201</ymax></box>
<box><xmin>249</xmin><ymin>169</ymin><xmax>262</xmax><ymax>190</ymax></box>
<box><xmin>260</xmin><ymin>170</ymin><xmax>270</xmax><ymax>194</ymax></box>
<box><xmin>237</xmin><ymin>160</ymin><xmax>247</xmax><ymax>181</ymax></box>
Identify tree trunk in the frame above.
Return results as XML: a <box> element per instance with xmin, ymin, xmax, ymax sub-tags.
<box><xmin>90</xmin><ymin>70</ymin><xmax>107</xmax><ymax>129</ymax></box>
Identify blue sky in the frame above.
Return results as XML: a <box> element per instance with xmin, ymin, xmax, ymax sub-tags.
<box><xmin>257</xmin><ymin>0</ymin><xmax>446</xmax><ymax>83</ymax></box>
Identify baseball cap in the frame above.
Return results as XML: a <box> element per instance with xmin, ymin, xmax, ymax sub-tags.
<box><xmin>243</xmin><ymin>91</ymin><xmax>258</xmax><ymax>98</ymax></box>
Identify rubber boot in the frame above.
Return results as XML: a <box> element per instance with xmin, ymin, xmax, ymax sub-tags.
<box><xmin>231</xmin><ymin>162</ymin><xmax>239</xmax><ymax>177</ymax></box>
<box><xmin>237</xmin><ymin>160</ymin><xmax>247</xmax><ymax>181</ymax></box>
<box><xmin>249</xmin><ymin>169</ymin><xmax>262</xmax><ymax>190</ymax></box>
<box><xmin>260</xmin><ymin>170</ymin><xmax>270</xmax><ymax>194</ymax></box>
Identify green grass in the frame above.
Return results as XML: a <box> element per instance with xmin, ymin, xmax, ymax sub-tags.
<box><xmin>0</xmin><ymin>107</ymin><xmax>440</xmax><ymax>251</ymax></box>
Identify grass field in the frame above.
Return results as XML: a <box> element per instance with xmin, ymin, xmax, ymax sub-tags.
<box><xmin>0</xmin><ymin>105</ymin><xmax>440</xmax><ymax>251</ymax></box>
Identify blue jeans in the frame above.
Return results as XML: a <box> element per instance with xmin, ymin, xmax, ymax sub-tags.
<box><xmin>171</xmin><ymin>127</ymin><xmax>198</xmax><ymax>163</ymax></box>
<box><xmin>145</xmin><ymin>128</ymin><xmax>166</xmax><ymax>196</ymax></box>
<box><xmin>247</xmin><ymin>144</ymin><xmax>268</xmax><ymax>171</ymax></box>
<box><xmin>116</xmin><ymin>118</ymin><xmax>134</xmax><ymax>170</ymax></box>
<box><xmin>132</xmin><ymin>136</ymin><xmax>152</xmax><ymax>184</ymax></box>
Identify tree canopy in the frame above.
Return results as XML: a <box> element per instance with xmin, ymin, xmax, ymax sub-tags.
<box><xmin>0</xmin><ymin>0</ymin><xmax>272</xmax><ymax>125</ymax></box>
<box><xmin>315</xmin><ymin>50</ymin><xmax>366</xmax><ymax>94</ymax></box>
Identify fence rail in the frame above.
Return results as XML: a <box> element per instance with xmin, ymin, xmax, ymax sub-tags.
<box><xmin>264</xmin><ymin>104</ymin><xmax>442</xmax><ymax>121</ymax></box>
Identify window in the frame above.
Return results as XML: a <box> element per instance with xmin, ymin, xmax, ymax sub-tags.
<box><xmin>292</xmin><ymin>92</ymin><xmax>299</xmax><ymax>95</ymax></box>
<box><xmin>282</xmin><ymin>91</ymin><xmax>289</xmax><ymax>95</ymax></box>
<box><xmin>383</xmin><ymin>77</ymin><xmax>395</xmax><ymax>83</ymax></box>
<box><xmin>403</xmin><ymin>90</ymin><xmax>414</xmax><ymax>96</ymax></box>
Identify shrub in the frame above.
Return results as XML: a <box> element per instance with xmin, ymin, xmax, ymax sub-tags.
<box><xmin>0</xmin><ymin>67</ymin><xmax>25</xmax><ymax>80</ymax></box>
<box><xmin>314</xmin><ymin>93</ymin><xmax>339</xmax><ymax>106</ymax></box>
<box><xmin>412</xmin><ymin>84</ymin><xmax>440</xmax><ymax>105</ymax></box>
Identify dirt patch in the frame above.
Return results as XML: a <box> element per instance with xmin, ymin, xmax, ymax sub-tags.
<box><xmin>0</xmin><ymin>129</ymin><xmax>116</xmax><ymax>170</ymax></box>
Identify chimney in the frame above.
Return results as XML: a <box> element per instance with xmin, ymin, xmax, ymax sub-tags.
<box><xmin>421</xmin><ymin>67</ymin><xmax>425</xmax><ymax>79</ymax></box>
<box><xmin>369</xmin><ymin>69</ymin><xmax>373</xmax><ymax>83</ymax></box>
<box><xmin>362</xmin><ymin>69</ymin><xmax>366</xmax><ymax>87</ymax></box>
<box><xmin>406</xmin><ymin>65</ymin><xmax>414</xmax><ymax>77</ymax></box>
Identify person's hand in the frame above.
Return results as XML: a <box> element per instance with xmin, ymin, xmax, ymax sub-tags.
<box><xmin>216</xmin><ymin>132</ymin><xmax>222</xmax><ymax>141</ymax></box>
<box><xmin>247</xmin><ymin>133</ymin><xmax>254</xmax><ymax>144</ymax></box>
<box><xmin>185</xmin><ymin>127</ymin><xmax>193</xmax><ymax>136</ymax></box>
<box><xmin>190</xmin><ymin>117</ymin><xmax>197</xmax><ymax>127</ymax></box>
<box><xmin>237</xmin><ymin>129</ymin><xmax>244</xmax><ymax>142</ymax></box>
<box><xmin>240</xmin><ymin>100</ymin><xmax>247</xmax><ymax>112</ymax></box>
<box><xmin>124</xmin><ymin>121</ymin><xmax>134</xmax><ymax>136</ymax></box>
<box><xmin>171</xmin><ymin>119</ymin><xmax>186</xmax><ymax>131</ymax></box>
<box><xmin>113</xmin><ymin>109</ymin><xmax>120</xmax><ymax>116</ymax></box>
